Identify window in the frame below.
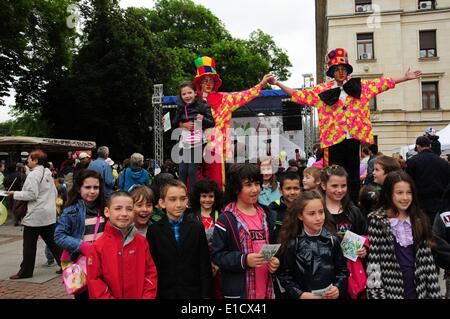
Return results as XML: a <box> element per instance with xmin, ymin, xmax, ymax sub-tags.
<box><xmin>369</xmin><ymin>97</ymin><xmax>377</xmax><ymax>111</ymax></box>
<box><xmin>357</xmin><ymin>33</ymin><xmax>374</xmax><ymax>60</ymax></box>
<box><xmin>355</xmin><ymin>0</ymin><xmax>372</xmax><ymax>12</ymax></box>
<box><xmin>419</xmin><ymin>30</ymin><xmax>437</xmax><ymax>58</ymax></box>
<box><xmin>418</xmin><ymin>0</ymin><xmax>435</xmax><ymax>10</ymax></box>
<box><xmin>422</xmin><ymin>82</ymin><xmax>439</xmax><ymax>110</ymax></box>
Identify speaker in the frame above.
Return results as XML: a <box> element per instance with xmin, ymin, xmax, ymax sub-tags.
<box><xmin>282</xmin><ymin>101</ymin><xmax>303</xmax><ymax>131</ymax></box>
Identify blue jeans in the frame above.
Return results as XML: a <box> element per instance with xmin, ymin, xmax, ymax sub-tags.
<box><xmin>179</xmin><ymin>145</ymin><xmax>202</xmax><ymax>190</ymax></box>
<box><xmin>45</xmin><ymin>245</ymin><xmax>55</xmax><ymax>264</ymax></box>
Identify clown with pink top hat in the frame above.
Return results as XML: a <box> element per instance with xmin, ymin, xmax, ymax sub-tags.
<box><xmin>192</xmin><ymin>56</ymin><xmax>274</xmax><ymax>189</ymax></box>
<box><xmin>271</xmin><ymin>48</ymin><xmax>422</xmax><ymax>202</ymax></box>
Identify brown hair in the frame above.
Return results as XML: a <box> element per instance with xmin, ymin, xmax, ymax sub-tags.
<box><xmin>303</xmin><ymin>167</ymin><xmax>322</xmax><ymax>182</ymax></box>
<box><xmin>129</xmin><ymin>185</ymin><xmax>154</xmax><ymax>206</ymax></box>
<box><xmin>279</xmin><ymin>190</ymin><xmax>334</xmax><ymax>252</ymax></box>
<box><xmin>259</xmin><ymin>157</ymin><xmax>278</xmax><ymax>191</ymax></box>
<box><xmin>160</xmin><ymin>179</ymin><xmax>187</xmax><ymax>199</ymax></box>
<box><xmin>29</xmin><ymin>149</ymin><xmax>47</xmax><ymax>165</ymax></box>
<box><xmin>374</xmin><ymin>156</ymin><xmax>401</xmax><ymax>175</ymax></box>
<box><xmin>106</xmin><ymin>191</ymin><xmax>133</xmax><ymax>208</ymax></box>
<box><xmin>179</xmin><ymin>81</ymin><xmax>198</xmax><ymax>102</ymax></box>
<box><xmin>378</xmin><ymin>170</ymin><xmax>434</xmax><ymax>248</ymax></box>
<box><xmin>320</xmin><ymin>165</ymin><xmax>351</xmax><ymax>211</ymax></box>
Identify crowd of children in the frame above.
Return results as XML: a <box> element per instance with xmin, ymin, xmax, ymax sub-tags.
<box><xmin>43</xmin><ymin>147</ymin><xmax>448</xmax><ymax>300</ymax></box>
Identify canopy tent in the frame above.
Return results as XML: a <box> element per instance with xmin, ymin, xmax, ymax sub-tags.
<box><xmin>399</xmin><ymin>123</ymin><xmax>450</xmax><ymax>157</ymax></box>
<box><xmin>0</xmin><ymin>136</ymin><xmax>96</xmax><ymax>153</ymax></box>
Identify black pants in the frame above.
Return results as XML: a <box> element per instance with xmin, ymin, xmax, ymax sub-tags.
<box><xmin>17</xmin><ymin>224</ymin><xmax>62</xmax><ymax>277</ymax></box>
<box><xmin>326</xmin><ymin>138</ymin><xmax>360</xmax><ymax>204</ymax></box>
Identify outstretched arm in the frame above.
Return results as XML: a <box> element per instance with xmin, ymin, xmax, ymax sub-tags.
<box><xmin>393</xmin><ymin>68</ymin><xmax>422</xmax><ymax>84</ymax></box>
<box><xmin>270</xmin><ymin>78</ymin><xmax>295</xmax><ymax>96</ymax></box>
<box><xmin>229</xmin><ymin>74</ymin><xmax>275</xmax><ymax>112</ymax></box>
<box><xmin>270</xmin><ymin>77</ymin><xmax>322</xmax><ymax>107</ymax></box>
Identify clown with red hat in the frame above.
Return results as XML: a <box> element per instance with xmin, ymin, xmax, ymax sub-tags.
<box><xmin>271</xmin><ymin>48</ymin><xmax>422</xmax><ymax>202</ymax></box>
<box><xmin>192</xmin><ymin>56</ymin><xmax>273</xmax><ymax>189</ymax></box>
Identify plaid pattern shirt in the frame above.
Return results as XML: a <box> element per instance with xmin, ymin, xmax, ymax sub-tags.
<box><xmin>168</xmin><ymin>215</ymin><xmax>184</xmax><ymax>244</ymax></box>
<box><xmin>226</xmin><ymin>202</ymin><xmax>274</xmax><ymax>299</ymax></box>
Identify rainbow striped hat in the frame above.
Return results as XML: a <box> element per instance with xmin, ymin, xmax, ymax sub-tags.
<box><xmin>193</xmin><ymin>56</ymin><xmax>222</xmax><ymax>91</ymax></box>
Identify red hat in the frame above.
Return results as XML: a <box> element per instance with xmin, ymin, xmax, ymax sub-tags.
<box><xmin>326</xmin><ymin>48</ymin><xmax>353</xmax><ymax>78</ymax></box>
<box><xmin>193</xmin><ymin>56</ymin><xmax>222</xmax><ymax>92</ymax></box>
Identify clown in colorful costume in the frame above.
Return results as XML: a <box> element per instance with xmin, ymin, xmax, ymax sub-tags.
<box><xmin>272</xmin><ymin>48</ymin><xmax>422</xmax><ymax>202</ymax></box>
<box><xmin>193</xmin><ymin>56</ymin><xmax>274</xmax><ymax>189</ymax></box>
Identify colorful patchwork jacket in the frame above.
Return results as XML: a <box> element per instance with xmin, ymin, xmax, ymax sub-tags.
<box><xmin>205</xmin><ymin>84</ymin><xmax>263</xmax><ymax>161</ymax></box>
<box><xmin>291</xmin><ymin>77</ymin><xmax>396</xmax><ymax>148</ymax></box>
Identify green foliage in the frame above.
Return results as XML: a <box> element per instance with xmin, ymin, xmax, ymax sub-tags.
<box><xmin>247</xmin><ymin>29</ymin><xmax>292</xmax><ymax>81</ymax></box>
<box><xmin>0</xmin><ymin>111</ymin><xmax>50</xmax><ymax>136</ymax></box>
<box><xmin>2</xmin><ymin>0</ymin><xmax>292</xmax><ymax>161</ymax></box>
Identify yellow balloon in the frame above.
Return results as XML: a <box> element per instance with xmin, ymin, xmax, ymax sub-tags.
<box><xmin>0</xmin><ymin>202</ymin><xmax>7</xmax><ymax>225</ymax></box>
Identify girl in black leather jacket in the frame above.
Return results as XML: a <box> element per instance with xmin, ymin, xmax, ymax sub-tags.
<box><xmin>277</xmin><ymin>190</ymin><xmax>349</xmax><ymax>299</ymax></box>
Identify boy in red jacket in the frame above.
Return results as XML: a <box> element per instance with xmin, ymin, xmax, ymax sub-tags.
<box><xmin>87</xmin><ymin>191</ymin><xmax>157</xmax><ymax>299</ymax></box>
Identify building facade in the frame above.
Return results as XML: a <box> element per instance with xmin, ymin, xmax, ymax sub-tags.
<box><xmin>316</xmin><ymin>0</ymin><xmax>450</xmax><ymax>155</ymax></box>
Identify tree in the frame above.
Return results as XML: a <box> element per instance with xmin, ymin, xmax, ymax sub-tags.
<box><xmin>46</xmin><ymin>1</ymin><xmax>176</xmax><ymax>160</ymax></box>
<box><xmin>0</xmin><ymin>0</ymin><xmax>33</xmax><ymax>106</ymax></box>
<box><xmin>3</xmin><ymin>0</ymin><xmax>293</xmax><ymax>162</ymax></box>
<box><xmin>6</xmin><ymin>0</ymin><xmax>77</xmax><ymax>113</ymax></box>
<box><xmin>201</xmin><ymin>39</ymin><xmax>270</xmax><ymax>92</ymax></box>
<box><xmin>0</xmin><ymin>110</ymin><xmax>50</xmax><ymax>137</ymax></box>
<box><xmin>247</xmin><ymin>29</ymin><xmax>292</xmax><ymax>81</ymax></box>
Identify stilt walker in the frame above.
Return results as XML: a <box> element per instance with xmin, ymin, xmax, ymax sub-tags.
<box><xmin>193</xmin><ymin>56</ymin><xmax>273</xmax><ymax>189</ymax></box>
<box><xmin>272</xmin><ymin>48</ymin><xmax>422</xmax><ymax>202</ymax></box>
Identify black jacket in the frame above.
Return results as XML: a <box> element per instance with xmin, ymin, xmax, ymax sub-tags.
<box><xmin>146</xmin><ymin>214</ymin><xmax>213</xmax><ymax>299</ymax></box>
<box><xmin>211</xmin><ymin>204</ymin><xmax>276</xmax><ymax>299</ymax></box>
<box><xmin>328</xmin><ymin>202</ymin><xmax>368</xmax><ymax>236</ymax></box>
<box><xmin>432</xmin><ymin>210</ymin><xmax>450</xmax><ymax>270</ymax></box>
<box><xmin>277</xmin><ymin>228</ymin><xmax>349</xmax><ymax>299</ymax></box>
<box><xmin>406</xmin><ymin>149</ymin><xmax>450</xmax><ymax>215</ymax></box>
<box><xmin>268</xmin><ymin>197</ymin><xmax>288</xmax><ymax>243</ymax></box>
<box><xmin>172</xmin><ymin>99</ymin><xmax>215</xmax><ymax>129</ymax></box>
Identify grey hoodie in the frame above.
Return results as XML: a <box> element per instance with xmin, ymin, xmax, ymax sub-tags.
<box><xmin>14</xmin><ymin>165</ymin><xmax>57</xmax><ymax>227</ymax></box>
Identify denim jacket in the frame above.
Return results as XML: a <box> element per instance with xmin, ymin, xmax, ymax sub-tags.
<box><xmin>54</xmin><ymin>199</ymin><xmax>88</xmax><ymax>261</ymax></box>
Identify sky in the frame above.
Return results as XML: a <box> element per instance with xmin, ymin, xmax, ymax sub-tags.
<box><xmin>0</xmin><ymin>0</ymin><xmax>316</xmax><ymax>122</ymax></box>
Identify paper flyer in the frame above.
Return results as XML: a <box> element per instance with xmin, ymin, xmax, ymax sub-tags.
<box><xmin>163</xmin><ymin>112</ymin><xmax>171</xmax><ymax>132</ymax></box>
<box><xmin>259</xmin><ymin>244</ymin><xmax>281</xmax><ymax>262</ymax></box>
<box><xmin>340</xmin><ymin>230</ymin><xmax>366</xmax><ymax>262</ymax></box>
<box><xmin>311</xmin><ymin>284</ymin><xmax>333</xmax><ymax>296</ymax></box>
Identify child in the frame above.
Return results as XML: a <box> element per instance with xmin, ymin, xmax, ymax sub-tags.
<box><xmin>189</xmin><ymin>178</ymin><xmax>224</xmax><ymax>298</ymax></box>
<box><xmin>172</xmin><ymin>81</ymin><xmax>215</xmax><ymax>191</ymax></box>
<box><xmin>373</xmin><ymin>155</ymin><xmax>401</xmax><ymax>188</ymax></box>
<box><xmin>55</xmin><ymin>169</ymin><xmax>106</xmax><ymax>299</ymax></box>
<box><xmin>366</xmin><ymin>170</ymin><xmax>441</xmax><ymax>299</ymax></box>
<box><xmin>211</xmin><ymin>163</ymin><xmax>280</xmax><ymax>299</ymax></box>
<box><xmin>269</xmin><ymin>171</ymin><xmax>302</xmax><ymax>242</ymax></box>
<box><xmin>189</xmin><ymin>179</ymin><xmax>223</xmax><ymax>243</ymax></box>
<box><xmin>320</xmin><ymin>165</ymin><xmax>368</xmax><ymax>298</ymax></box>
<box><xmin>147</xmin><ymin>179</ymin><xmax>213</xmax><ymax>298</ymax></box>
<box><xmin>432</xmin><ymin>187</ymin><xmax>450</xmax><ymax>299</ymax></box>
<box><xmin>87</xmin><ymin>192</ymin><xmax>157</xmax><ymax>299</ymax></box>
<box><xmin>302</xmin><ymin>166</ymin><xmax>322</xmax><ymax>191</ymax></box>
<box><xmin>258</xmin><ymin>157</ymin><xmax>281</xmax><ymax>206</ymax></box>
<box><xmin>358</xmin><ymin>184</ymin><xmax>379</xmax><ymax>217</ymax></box>
<box><xmin>320</xmin><ymin>165</ymin><xmax>368</xmax><ymax>240</ymax></box>
<box><xmin>277</xmin><ymin>190</ymin><xmax>348</xmax><ymax>299</ymax></box>
<box><xmin>129</xmin><ymin>185</ymin><xmax>155</xmax><ymax>236</ymax></box>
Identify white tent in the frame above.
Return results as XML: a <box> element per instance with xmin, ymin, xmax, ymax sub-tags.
<box><xmin>404</xmin><ymin>123</ymin><xmax>450</xmax><ymax>155</ymax></box>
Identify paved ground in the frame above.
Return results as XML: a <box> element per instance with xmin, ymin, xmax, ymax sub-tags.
<box><xmin>0</xmin><ymin>219</ymin><xmax>72</xmax><ymax>299</ymax></box>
